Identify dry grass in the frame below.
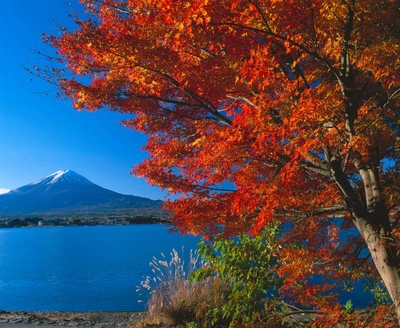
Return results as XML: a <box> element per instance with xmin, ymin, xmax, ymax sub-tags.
<box><xmin>148</xmin><ymin>276</ymin><xmax>231</xmax><ymax>326</ymax></box>
<box><xmin>137</xmin><ymin>248</ymin><xmax>231</xmax><ymax>327</ymax></box>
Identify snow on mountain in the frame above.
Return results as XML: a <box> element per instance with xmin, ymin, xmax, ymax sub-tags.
<box><xmin>30</xmin><ymin>170</ymin><xmax>95</xmax><ymax>186</ymax></box>
<box><xmin>0</xmin><ymin>170</ymin><xmax>164</xmax><ymax>218</ymax></box>
<box><xmin>0</xmin><ymin>188</ymin><xmax>10</xmax><ymax>195</ymax></box>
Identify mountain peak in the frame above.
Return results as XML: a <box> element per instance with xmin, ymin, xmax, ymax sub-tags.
<box><xmin>0</xmin><ymin>170</ymin><xmax>164</xmax><ymax>218</ymax></box>
<box><xmin>30</xmin><ymin>170</ymin><xmax>94</xmax><ymax>186</ymax></box>
<box><xmin>48</xmin><ymin>170</ymin><xmax>70</xmax><ymax>183</ymax></box>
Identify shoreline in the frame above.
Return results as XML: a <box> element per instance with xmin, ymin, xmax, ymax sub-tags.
<box><xmin>0</xmin><ymin>307</ymin><xmax>395</xmax><ymax>327</ymax></box>
<box><xmin>0</xmin><ymin>217</ymin><xmax>171</xmax><ymax>229</ymax></box>
<box><xmin>0</xmin><ymin>310</ymin><xmax>148</xmax><ymax>327</ymax></box>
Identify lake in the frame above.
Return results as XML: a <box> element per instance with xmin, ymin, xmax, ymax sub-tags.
<box><xmin>0</xmin><ymin>225</ymin><xmax>199</xmax><ymax>312</ymax></box>
<box><xmin>0</xmin><ymin>224</ymin><xmax>374</xmax><ymax>312</ymax></box>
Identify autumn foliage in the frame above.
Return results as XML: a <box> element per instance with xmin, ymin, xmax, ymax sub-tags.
<box><xmin>36</xmin><ymin>0</ymin><xmax>400</xmax><ymax>324</ymax></box>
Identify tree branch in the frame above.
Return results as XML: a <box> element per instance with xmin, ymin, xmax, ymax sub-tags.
<box><xmin>212</xmin><ymin>21</ymin><xmax>342</xmax><ymax>84</ymax></box>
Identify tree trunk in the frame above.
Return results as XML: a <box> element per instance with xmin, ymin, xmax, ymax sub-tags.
<box><xmin>331</xmin><ymin>159</ymin><xmax>400</xmax><ymax>323</ymax></box>
<box><xmin>355</xmin><ymin>163</ymin><xmax>400</xmax><ymax>323</ymax></box>
<box><xmin>353</xmin><ymin>217</ymin><xmax>400</xmax><ymax>324</ymax></box>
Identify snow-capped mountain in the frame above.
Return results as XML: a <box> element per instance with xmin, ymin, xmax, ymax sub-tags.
<box><xmin>30</xmin><ymin>170</ymin><xmax>94</xmax><ymax>186</ymax></box>
<box><xmin>0</xmin><ymin>170</ymin><xmax>164</xmax><ymax>217</ymax></box>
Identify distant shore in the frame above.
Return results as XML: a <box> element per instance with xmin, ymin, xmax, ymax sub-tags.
<box><xmin>0</xmin><ymin>216</ymin><xmax>171</xmax><ymax>229</ymax></box>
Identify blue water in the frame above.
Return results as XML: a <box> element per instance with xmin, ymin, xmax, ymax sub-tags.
<box><xmin>0</xmin><ymin>225</ymin><xmax>199</xmax><ymax>312</ymax></box>
<box><xmin>0</xmin><ymin>224</ymin><xmax>375</xmax><ymax>312</ymax></box>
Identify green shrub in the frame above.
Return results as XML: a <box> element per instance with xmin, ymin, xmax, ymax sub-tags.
<box><xmin>191</xmin><ymin>223</ymin><xmax>285</xmax><ymax>326</ymax></box>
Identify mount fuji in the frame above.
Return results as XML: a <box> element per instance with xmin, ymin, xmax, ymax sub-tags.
<box><xmin>0</xmin><ymin>170</ymin><xmax>164</xmax><ymax>218</ymax></box>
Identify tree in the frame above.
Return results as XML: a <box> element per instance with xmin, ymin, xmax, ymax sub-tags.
<box><xmin>36</xmin><ymin>0</ymin><xmax>400</xmax><ymax>323</ymax></box>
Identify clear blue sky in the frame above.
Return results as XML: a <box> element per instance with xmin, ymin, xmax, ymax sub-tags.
<box><xmin>0</xmin><ymin>0</ymin><xmax>167</xmax><ymax>200</ymax></box>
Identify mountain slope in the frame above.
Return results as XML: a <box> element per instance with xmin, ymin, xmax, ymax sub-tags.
<box><xmin>0</xmin><ymin>170</ymin><xmax>165</xmax><ymax>218</ymax></box>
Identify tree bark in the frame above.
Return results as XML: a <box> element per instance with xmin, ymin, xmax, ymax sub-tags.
<box><xmin>352</xmin><ymin>217</ymin><xmax>400</xmax><ymax>324</ymax></box>
<box><xmin>332</xmin><ymin>157</ymin><xmax>400</xmax><ymax>324</ymax></box>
